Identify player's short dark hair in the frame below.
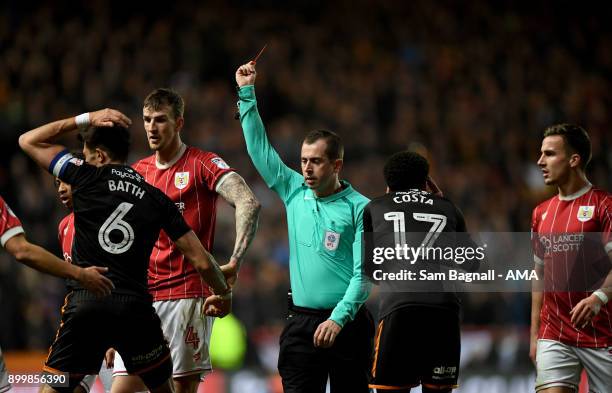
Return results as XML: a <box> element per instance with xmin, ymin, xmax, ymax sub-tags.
<box><xmin>303</xmin><ymin>129</ymin><xmax>344</xmax><ymax>160</ymax></box>
<box><xmin>384</xmin><ymin>151</ymin><xmax>429</xmax><ymax>191</ymax></box>
<box><xmin>543</xmin><ymin>124</ymin><xmax>592</xmax><ymax>169</ymax></box>
<box><xmin>78</xmin><ymin>126</ymin><xmax>130</xmax><ymax>163</ymax></box>
<box><xmin>70</xmin><ymin>150</ymin><xmax>85</xmax><ymax>160</ymax></box>
<box><xmin>143</xmin><ymin>88</ymin><xmax>185</xmax><ymax>120</ymax></box>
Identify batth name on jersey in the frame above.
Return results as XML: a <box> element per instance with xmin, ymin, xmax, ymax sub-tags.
<box><xmin>108</xmin><ymin>180</ymin><xmax>145</xmax><ymax>199</ymax></box>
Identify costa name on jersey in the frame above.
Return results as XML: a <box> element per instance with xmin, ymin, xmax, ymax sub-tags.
<box><xmin>392</xmin><ymin>190</ymin><xmax>434</xmax><ymax>205</ymax></box>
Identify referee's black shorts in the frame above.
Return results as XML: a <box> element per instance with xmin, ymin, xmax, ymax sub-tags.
<box><xmin>369</xmin><ymin>306</ymin><xmax>460</xmax><ymax>391</ymax></box>
<box><xmin>278</xmin><ymin>302</ymin><xmax>374</xmax><ymax>393</ymax></box>
<box><xmin>44</xmin><ymin>291</ymin><xmax>171</xmax><ymax>391</ymax></box>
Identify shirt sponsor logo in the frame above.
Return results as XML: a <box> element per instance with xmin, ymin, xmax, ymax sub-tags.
<box><xmin>175</xmin><ymin>172</ymin><xmax>190</xmax><ymax>190</ymax></box>
<box><xmin>577</xmin><ymin>206</ymin><xmax>594</xmax><ymax>222</ymax></box>
<box><xmin>324</xmin><ymin>231</ymin><xmax>340</xmax><ymax>251</ymax></box>
<box><xmin>211</xmin><ymin>157</ymin><xmax>230</xmax><ymax>169</ymax></box>
<box><xmin>111</xmin><ymin>168</ymin><xmax>142</xmax><ymax>182</ymax></box>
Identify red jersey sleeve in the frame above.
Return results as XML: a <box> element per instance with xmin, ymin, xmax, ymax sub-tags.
<box><xmin>531</xmin><ymin>205</ymin><xmax>545</xmax><ymax>266</ymax></box>
<box><xmin>195</xmin><ymin>152</ymin><xmax>235</xmax><ymax>191</ymax></box>
<box><xmin>599</xmin><ymin>194</ymin><xmax>612</xmax><ymax>254</ymax></box>
<box><xmin>0</xmin><ymin>196</ymin><xmax>24</xmax><ymax>247</ymax></box>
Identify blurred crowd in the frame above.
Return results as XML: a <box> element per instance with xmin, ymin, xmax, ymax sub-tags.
<box><xmin>0</xmin><ymin>0</ymin><xmax>610</xmax><ymax>375</ymax></box>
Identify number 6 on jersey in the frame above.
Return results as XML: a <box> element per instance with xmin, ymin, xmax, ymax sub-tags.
<box><xmin>98</xmin><ymin>202</ymin><xmax>135</xmax><ymax>254</ymax></box>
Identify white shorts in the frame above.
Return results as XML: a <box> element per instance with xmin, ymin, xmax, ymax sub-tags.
<box><xmin>535</xmin><ymin>339</ymin><xmax>612</xmax><ymax>392</ymax></box>
<box><xmin>80</xmin><ymin>374</ymin><xmax>97</xmax><ymax>392</ymax></box>
<box><xmin>97</xmin><ymin>360</ymin><xmax>114</xmax><ymax>392</ymax></box>
<box><xmin>0</xmin><ymin>347</ymin><xmax>9</xmax><ymax>393</ymax></box>
<box><xmin>114</xmin><ymin>298</ymin><xmax>215</xmax><ymax>379</ymax></box>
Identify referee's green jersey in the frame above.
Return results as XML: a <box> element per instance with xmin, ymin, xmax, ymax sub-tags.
<box><xmin>238</xmin><ymin>85</ymin><xmax>371</xmax><ymax>327</ymax></box>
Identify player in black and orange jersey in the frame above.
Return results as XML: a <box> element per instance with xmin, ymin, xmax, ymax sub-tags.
<box><xmin>365</xmin><ymin>151</ymin><xmax>480</xmax><ymax>393</ymax></box>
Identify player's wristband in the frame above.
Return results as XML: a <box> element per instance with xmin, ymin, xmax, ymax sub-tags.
<box><xmin>593</xmin><ymin>290</ymin><xmax>609</xmax><ymax>305</ymax></box>
<box><xmin>75</xmin><ymin>113</ymin><xmax>90</xmax><ymax>131</ymax></box>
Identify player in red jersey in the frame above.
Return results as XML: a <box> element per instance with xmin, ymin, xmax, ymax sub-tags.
<box><xmin>110</xmin><ymin>88</ymin><xmax>260</xmax><ymax>393</ymax></box>
<box><xmin>0</xmin><ymin>193</ymin><xmax>113</xmax><ymax>393</ymax></box>
<box><xmin>530</xmin><ymin>124</ymin><xmax>611</xmax><ymax>393</ymax></box>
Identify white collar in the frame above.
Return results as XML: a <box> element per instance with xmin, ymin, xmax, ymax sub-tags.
<box><xmin>155</xmin><ymin>143</ymin><xmax>187</xmax><ymax>170</ymax></box>
<box><xmin>558</xmin><ymin>182</ymin><xmax>592</xmax><ymax>201</ymax></box>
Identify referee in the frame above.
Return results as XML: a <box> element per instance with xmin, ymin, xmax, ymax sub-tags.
<box><xmin>235</xmin><ymin>62</ymin><xmax>373</xmax><ymax>393</ymax></box>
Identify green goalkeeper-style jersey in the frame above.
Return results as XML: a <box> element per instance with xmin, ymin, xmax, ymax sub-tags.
<box><xmin>238</xmin><ymin>85</ymin><xmax>370</xmax><ymax>327</ymax></box>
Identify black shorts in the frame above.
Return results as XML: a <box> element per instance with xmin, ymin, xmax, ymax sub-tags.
<box><xmin>369</xmin><ymin>306</ymin><xmax>460</xmax><ymax>391</ymax></box>
<box><xmin>278</xmin><ymin>304</ymin><xmax>374</xmax><ymax>393</ymax></box>
<box><xmin>44</xmin><ymin>291</ymin><xmax>171</xmax><ymax>390</ymax></box>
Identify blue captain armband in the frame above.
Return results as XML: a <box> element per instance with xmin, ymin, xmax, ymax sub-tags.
<box><xmin>49</xmin><ymin>149</ymin><xmax>75</xmax><ymax>177</ymax></box>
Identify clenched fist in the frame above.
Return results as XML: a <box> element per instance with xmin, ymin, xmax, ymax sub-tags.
<box><xmin>236</xmin><ymin>62</ymin><xmax>257</xmax><ymax>87</ymax></box>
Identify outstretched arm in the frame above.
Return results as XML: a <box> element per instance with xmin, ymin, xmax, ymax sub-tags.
<box><xmin>216</xmin><ymin>172</ymin><xmax>261</xmax><ymax>284</ymax></box>
<box><xmin>236</xmin><ymin>62</ymin><xmax>303</xmax><ymax>201</ymax></box>
<box><xmin>5</xmin><ymin>234</ymin><xmax>114</xmax><ymax>296</ymax></box>
<box><xmin>19</xmin><ymin>109</ymin><xmax>131</xmax><ymax>170</ymax></box>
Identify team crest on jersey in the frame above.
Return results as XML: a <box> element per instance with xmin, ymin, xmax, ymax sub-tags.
<box><xmin>577</xmin><ymin>206</ymin><xmax>594</xmax><ymax>222</ymax></box>
<box><xmin>211</xmin><ymin>157</ymin><xmax>230</xmax><ymax>169</ymax></box>
<box><xmin>541</xmin><ymin>211</ymin><xmax>547</xmax><ymax>221</ymax></box>
<box><xmin>324</xmin><ymin>231</ymin><xmax>340</xmax><ymax>251</ymax></box>
<box><xmin>175</xmin><ymin>172</ymin><xmax>190</xmax><ymax>190</ymax></box>
<box><xmin>69</xmin><ymin>157</ymin><xmax>84</xmax><ymax>166</ymax></box>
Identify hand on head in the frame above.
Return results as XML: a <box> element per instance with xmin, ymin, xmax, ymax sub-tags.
<box><xmin>89</xmin><ymin>108</ymin><xmax>132</xmax><ymax>129</ymax></box>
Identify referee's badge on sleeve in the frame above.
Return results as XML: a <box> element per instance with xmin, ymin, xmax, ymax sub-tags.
<box><xmin>577</xmin><ymin>206</ymin><xmax>594</xmax><ymax>222</ymax></box>
<box><xmin>175</xmin><ymin>172</ymin><xmax>190</xmax><ymax>190</ymax></box>
<box><xmin>324</xmin><ymin>231</ymin><xmax>340</xmax><ymax>251</ymax></box>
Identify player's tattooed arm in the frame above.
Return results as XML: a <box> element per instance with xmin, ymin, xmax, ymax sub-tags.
<box><xmin>217</xmin><ymin>172</ymin><xmax>261</xmax><ymax>280</ymax></box>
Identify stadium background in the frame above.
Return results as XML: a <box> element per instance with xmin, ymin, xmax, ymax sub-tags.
<box><xmin>0</xmin><ymin>1</ymin><xmax>610</xmax><ymax>392</ymax></box>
